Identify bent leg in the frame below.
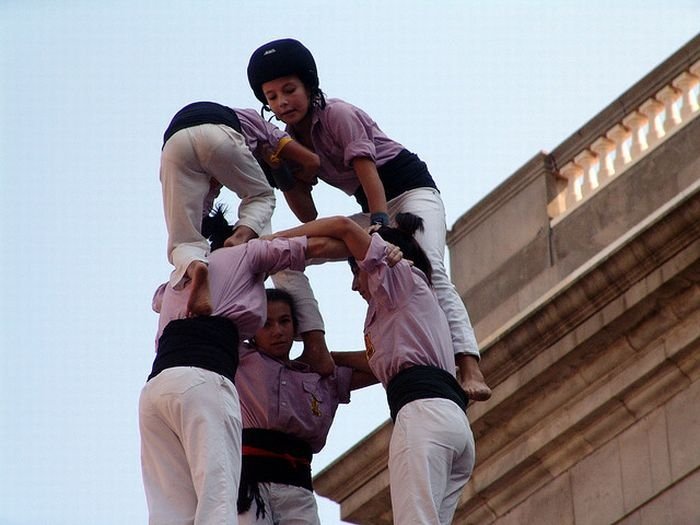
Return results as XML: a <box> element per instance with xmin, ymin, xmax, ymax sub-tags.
<box><xmin>160</xmin><ymin>129</ymin><xmax>212</xmax><ymax>288</ymax></box>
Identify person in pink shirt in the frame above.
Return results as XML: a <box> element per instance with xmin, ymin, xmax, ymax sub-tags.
<box><xmin>246</xmin><ymin>39</ymin><xmax>491</xmax><ymax>401</ymax></box>
<box><xmin>159</xmin><ymin>101</ymin><xmax>320</xmax><ymax>318</ymax></box>
<box><xmin>270</xmin><ymin>213</ymin><xmax>476</xmax><ymax>525</ymax></box>
<box><xmin>236</xmin><ymin>288</ymin><xmax>376</xmax><ymax>525</ymax></box>
<box><xmin>139</xmin><ymin>206</ymin><xmax>352</xmax><ymax>525</ymax></box>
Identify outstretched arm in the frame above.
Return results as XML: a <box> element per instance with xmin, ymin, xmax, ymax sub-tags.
<box><xmin>283</xmin><ymin>181</ymin><xmax>318</xmax><ymax>223</ymax></box>
<box><xmin>273</xmin><ymin>216</ymin><xmax>372</xmax><ymax>262</ymax></box>
<box><xmin>262</xmin><ymin>138</ymin><xmax>320</xmax><ymax>222</ymax></box>
<box><xmin>353</xmin><ymin>157</ymin><xmax>388</xmax><ymax>226</ymax></box>
<box><xmin>277</xmin><ymin>138</ymin><xmax>320</xmax><ymax>185</ymax></box>
<box><xmin>331</xmin><ymin>351</ymin><xmax>378</xmax><ymax>390</ymax></box>
<box><xmin>305</xmin><ymin>236</ymin><xmax>352</xmax><ymax>260</ymax></box>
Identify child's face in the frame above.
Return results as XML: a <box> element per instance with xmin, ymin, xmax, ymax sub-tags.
<box><xmin>253</xmin><ymin>300</ymin><xmax>295</xmax><ymax>359</ymax></box>
<box><xmin>262</xmin><ymin>75</ymin><xmax>311</xmax><ymax>126</ymax></box>
<box><xmin>350</xmin><ymin>265</ymin><xmax>372</xmax><ymax>303</ymax></box>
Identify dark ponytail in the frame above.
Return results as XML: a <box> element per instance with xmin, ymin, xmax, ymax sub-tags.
<box><xmin>394</xmin><ymin>212</ymin><xmax>424</xmax><ymax>236</ymax></box>
<box><xmin>376</xmin><ymin>213</ymin><xmax>433</xmax><ymax>285</ymax></box>
<box><xmin>201</xmin><ymin>204</ymin><xmax>234</xmax><ymax>251</ymax></box>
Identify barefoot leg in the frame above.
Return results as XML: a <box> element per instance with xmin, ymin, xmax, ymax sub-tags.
<box><xmin>456</xmin><ymin>354</ymin><xmax>492</xmax><ymax>401</ymax></box>
<box><xmin>186</xmin><ymin>261</ymin><xmax>213</xmax><ymax>317</ymax></box>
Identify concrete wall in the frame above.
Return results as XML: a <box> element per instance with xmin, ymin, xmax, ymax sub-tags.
<box><xmin>449</xmin><ymin>115</ymin><xmax>700</xmax><ymax>344</ymax></box>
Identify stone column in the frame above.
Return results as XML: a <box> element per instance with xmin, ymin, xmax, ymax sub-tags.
<box><xmin>621</xmin><ymin>110</ymin><xmax>649</xmax><ymax>160</ymax></box>
<box><xmin>656</xmin><ymin>85</ymin><xmax>682</xmax><ymax>134</ymax></box>
<box><xmin>606</xmin><ymin>124</ymin><xmax>632</xmax><ymax>176</ymax></box>
<box><xmin>560</xmin><ymin>161</ymin><xmax>584</xmax><ymax>208</ymax></box>
<box><xmin>574</xmin><ymin>149</ymin><xmax>599</xmax><ymax>199</ymax></box>
<box><xmin>639</xmin><ymin>98</ymin><xmax>665</xmax><ymax>148</ymax></box>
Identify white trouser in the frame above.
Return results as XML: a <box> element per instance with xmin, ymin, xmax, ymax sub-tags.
<box><xmin>160</xmin><ymin>124</ymin><xmax>275</xmax><ymax>287</ymax></box>
<box><xmin>389</xmin><ymin>398</ymin><xmax>475</xmax><ymax>525</ymax></box>
<box><xmin>270</xmin><ymin>270</ymin><xmax>325</xmax><ymax>334</ymax></box>
<box><xmin>139</xmin><ymin>367</ymin><xmax>242</xmax><ymax>525</ymax></box>
<box><xmin>238</xmin><ymin>482</ymin><xmax>320</xmax><ymax>525</ymax></box>
<box><xmin>159</xmin><ymin>124</ymin><xmax>324</xmax><ymax>332</ymax></box>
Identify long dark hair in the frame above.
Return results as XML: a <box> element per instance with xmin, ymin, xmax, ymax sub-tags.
<box><xmin>376</xmin><ymin>213</ymin><xmax>432</xmax><ymax>285</ymax></box>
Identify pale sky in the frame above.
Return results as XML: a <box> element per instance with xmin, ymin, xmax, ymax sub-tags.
<box><xmin>1</xmin><ymin>2</ymin><xmax>698</xmax><ymax>524</ymax></box>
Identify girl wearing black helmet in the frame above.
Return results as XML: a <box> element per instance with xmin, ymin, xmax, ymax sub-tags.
<box><xmin>247</xmin><ymin>38</ymin><xmax>491</xmax><ymax>401</ymax></box>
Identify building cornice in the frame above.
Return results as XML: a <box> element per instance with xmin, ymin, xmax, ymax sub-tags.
<box><xmin>314</xmin><ymin>179</ymin><xmax>700</xmax><ymax>523</ymax></box>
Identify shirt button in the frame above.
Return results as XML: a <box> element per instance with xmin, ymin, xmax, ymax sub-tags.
<box><xmin>281</xmin><ymin>381</ymin><xmax>287</xmax><ymax>385</ymax></box>
<box><xmin>281</xmin><ymin>402</ymin><xmax>287</xmax><ymax>407</ymax></box>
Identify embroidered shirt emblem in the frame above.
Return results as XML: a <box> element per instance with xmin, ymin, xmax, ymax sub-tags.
<box><xmin>365</xmin><ymin>332</ymin><xmax>375</xmax><ymax>360</ymax></box>
<box><xmin>310</xmin><ymin>394</ymin><xmax>322</xmax><ymax>417</ymax></box>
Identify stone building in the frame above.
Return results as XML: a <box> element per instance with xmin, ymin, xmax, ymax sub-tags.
<box><xmin>314</xmin><ymin>34</ymin><xmax>700</xmax><ymax>524</ymax></box>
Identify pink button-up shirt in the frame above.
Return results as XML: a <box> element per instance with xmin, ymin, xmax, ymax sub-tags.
<box><xmin>236</xmin><ymin>107</ymin><xmax>290</xmax><ymax>159</ymax></box>
<box><xmin>154</xmin><ymin>237</ymin><xmax>307</xmax><ymax>345</ymax></box>
<box><xmin>287</xmin><ymin>98</ymin><xmax>405</xmax><ymax>196</ymax></box>
<box><xmin>358</xmin><ymin>234</ymin><xmax>456</xmax><ymax>387</ymax></box>
<box><xmin>236</xmin><ymin>343</ymin><xmax>353</xmax><ymax>453</ymax></box>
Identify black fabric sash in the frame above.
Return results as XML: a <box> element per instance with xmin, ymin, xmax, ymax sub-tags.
<box><xmin>353</xmin><ymin>149</ymin><xmax>438</xmax><ymax>212</ymax></box>
<box><xmin>148</xmin><ymin>316</ymin><xmax>239</xmax><ymax>384</ymax></box>
<box><xmin>162</xmin><ymin>101</ymin><xmax>243</xmax><ymax>147</ymax></box>
<box><xmin>237</xmin><ymin>428</ymin><xmax>313</xmax><ymax>518</ymax></box>
<box><xmin>386</xmin><ymin>365</ymin><xmax>467</xmax><ymax>422</ymax></box>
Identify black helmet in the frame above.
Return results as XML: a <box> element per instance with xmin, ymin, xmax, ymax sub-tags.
<box><xmin>247</xmin><ymin>38</ymin><xmax>319</xmax><ymax>104</ymax></box>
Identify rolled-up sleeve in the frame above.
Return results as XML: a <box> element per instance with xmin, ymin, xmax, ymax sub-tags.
<box><xmin>247</xmin><ymin>236</ymin><xmax>308</xmax><ymax>275</ymax></box>
<box><xmin>335</xmin><ymin>366</ymin><xmax>354</xmax><ymax>404</ymax></box>
<box><xmin>357</xmin><ymin>234</ymin><xmax>414</xmax><ymax>309</ymax></box>
<box><xmin>235</xmin><ymin>108</ymin><xmax>290</xmax><ymax>154</ymax></box>
<box><xmin>324</xmin><ymin>103</ymin><xmax>377</xmax><ymax>167</ymax></box>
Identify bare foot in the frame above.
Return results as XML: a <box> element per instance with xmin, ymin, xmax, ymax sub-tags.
<box><xmin>456</xmin><ymin>354</ymin><xmax>492</xmax><ymax>401</ymax></box>
<box><xmin>186</xmin><ymin>261</ymin><xmax>212</xmax><ymax>317</ymax></box>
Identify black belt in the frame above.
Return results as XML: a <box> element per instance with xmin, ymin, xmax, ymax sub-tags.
<box><xmin>148</xmin><ymin>316</ymin><xmax>239</xmax><ymax>384</ymax></box>
<box><xmin>386</xmin><ymin>365</ymin><xmax>467</xmax><ymax>422</ymax></box>
<box><xmin>162</xmin><ymin>101</ymin><xmax>243</xmax><ymax>147</ymax></box>
<box><xmin>353</xmin><ymin>149</ymin><xmax>437</xmax><ymax>212</ymax></box>
<box><xmin>237</xmin><ymin>428</ymin><xmax>313</xmax><ymax>518</ymax></box>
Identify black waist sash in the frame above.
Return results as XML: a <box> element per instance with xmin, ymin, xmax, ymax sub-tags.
<box><xmin>162</xmin><ymin>101</ymin><xmax>242</xmax><ymax>147</ymax></box>
<box><xmin>386</xmin><ymin>365</ymin><xmax>467</xmax><ymax>422</ymax></box>
<box><xmin>353</xmin><ymin>149</ymin><xmax>438</xmax><ymax>212</ymax></box>
<box><xmin>148</xmin><ymin>316</ymin><xmax>240</xmax><ymax>383</ymax></box>
<box><xmin>237</xmin><ymin>428</ymin><xmax>313</xmax><ymax>518</ymax></box>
